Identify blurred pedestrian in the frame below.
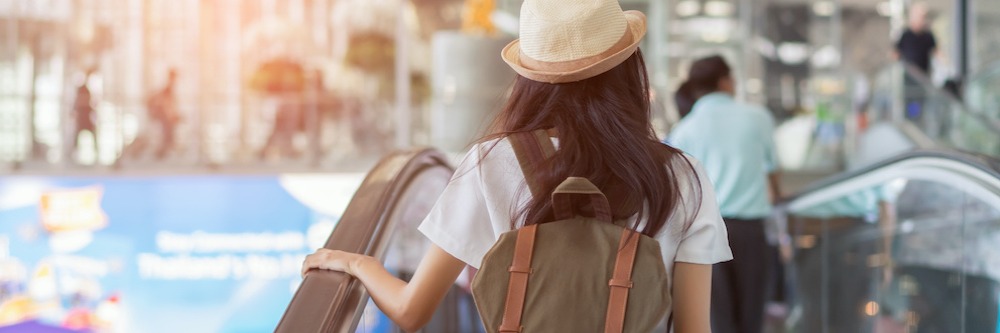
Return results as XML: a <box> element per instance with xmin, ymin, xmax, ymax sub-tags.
<box><xmin>668</xmin><ymin>55</ymin><xmax>782</xmax><ymax>333</ymax></box>
<box><xmin>893</xmin><ymin>2</ymin><xmax>938</xmax><ymax>121</ymax></box>
<box><xmin>893</xmin><ymin>2</ymin><xmax>937</xmax><ymax>77</ymax></box>
<box><xmin>147</xmin><ymin>69</ymin><xmax>181</xmax><ymax>160</ymax></box>
<box><xmin>71</xmin><ymin>70</ymin><xmax>98</xmax><ymax>161</ymax></box>
<box><xmin>260</xmin><ymin>98</ymin><xmax>302</xmax><ymax>160</ymax></box>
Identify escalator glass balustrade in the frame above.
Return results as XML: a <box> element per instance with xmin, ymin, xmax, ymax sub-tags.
<box><xmin>780</xmin><ymin>151</ymin><xmax>1000</xmax><ymax>333</ymax></box>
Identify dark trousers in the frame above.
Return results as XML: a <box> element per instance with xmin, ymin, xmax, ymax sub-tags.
<box><xmin>712</xmin><ymin>218</ymin><xmax>768</xmax><ymax>333</ymax></box>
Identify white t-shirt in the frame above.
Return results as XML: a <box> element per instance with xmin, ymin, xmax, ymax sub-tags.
<box><xmin>418</xmin><ymin>137</ymin><xmax>733</xmax><ymax>282</ymax></box>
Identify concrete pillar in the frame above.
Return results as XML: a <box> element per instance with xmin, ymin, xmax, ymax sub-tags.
<box><xmin>429</xmin><ymin>32</ymin><xmax>513</xmax><ymax>153</ymax></box>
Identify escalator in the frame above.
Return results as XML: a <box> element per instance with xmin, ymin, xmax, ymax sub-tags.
<box><xmin>777</xmin><ymin>150</ymin><xmax>1000</xmax><ymax>333</ymax></box>
<box><xmin>273</xmin><ymin>61</ymin><xmax>1000</xmax><ymax>332</ymax></box>
<box><xmin>777</xmin><ymin>62</ymin><xmax>1000</xmax><ymax>332</ymax></box>
<box><xmin>864</xmin><ymin>61</ymin><xmax>1000</xmax><ymax>159</ymax></box>
<box><xmin>274</xmin><ymin>148</ymin><xmax>480</xmax><ymax>333</ymax></box>
<box><xmin>273</xmin><ymin>149</ymin><xmax>1000</xmax><ymax>333</ymax></box>
<box><xmin>274</xmin><ymin>148</ymin><xmax>1000</xmax><ymax>333</ymax></box>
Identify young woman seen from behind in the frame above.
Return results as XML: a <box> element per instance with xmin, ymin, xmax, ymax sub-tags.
<box><xmin>302</xmin><ymin>1</ymin><xmax>732</xmax><ymax>332</ymax></box>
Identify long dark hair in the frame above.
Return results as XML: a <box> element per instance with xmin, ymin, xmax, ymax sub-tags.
<box><xmin>675</xmin><ymin>55</ymin><xmax>731</xmax><ymax>118</ymax></box>
<box><xmin>479</xmin><ymin>49</ymin><xmax>701</xmax><ymax>237</ymax></box>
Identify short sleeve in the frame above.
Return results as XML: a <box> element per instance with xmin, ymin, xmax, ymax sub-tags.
<box><xmin>673</xmin><ymin>157</ymin><xmax>733</xmax><ymax>264</ymax></box>
<box><xmin>666</xmin><ymin>121</ymin><xmax>691</xmax><ymax>152</ymax></box>
<box><xmin>417</xmin><ymin>147</ymin><xmax>498</xmax><ymax>268</ymax></box>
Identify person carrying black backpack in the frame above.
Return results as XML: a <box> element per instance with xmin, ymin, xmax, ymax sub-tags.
<box><xmin>302</xmin><ymin>1</ymin><xmax>732</xmax><ymax>331</ymax></box>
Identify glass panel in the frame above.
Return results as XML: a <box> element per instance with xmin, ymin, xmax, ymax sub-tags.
<box><xmin>787</xmin><ymin>183</ymin><xmax>901</xmax><ymax>333</ymax></box>
<box><xmin>970</xmin><ymin>0</ymin><xmax>1000</xmax><ymax>75</ymax></box>
<box><xmin>786</xmin><ymin>177</ymin><xmax>1000</xmax><ymax>332</ymax></box>
<box><xmin>870</xmin><ymin>63</ymin><xmax>1000</xmax><ymax>157</ymax></box>
<box><xmin>881</xmin><ymin>181</ymin><xmax>968</xmax><ymax>332</ymax></box>
<box><xmin>964</xmin><ymin>61</ymin><xmax>1000</xmax><ymax>126</ymax></box>
<box><xmin>960</xmin><ymin>183</ymin><xmax>1000</xmax><ymax>333</ymax></box>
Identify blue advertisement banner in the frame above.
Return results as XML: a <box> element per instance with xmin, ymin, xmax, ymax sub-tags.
<box><xmin>0</xmin><ymin>174</ymin><xmax>362</xmax><ymax>333</ymax></box>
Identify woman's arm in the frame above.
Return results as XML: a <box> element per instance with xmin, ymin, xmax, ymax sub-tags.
<box><xmin>302</xmin><ymin>245</ymin><xmax>466</xmax><ymax>332</ymax></box>
<box><xmin>672</xmin><ymin>262</ymin><xmax>713</xmax><ymax>333</ymax></box>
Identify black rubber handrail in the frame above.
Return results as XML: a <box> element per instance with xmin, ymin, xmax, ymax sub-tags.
<box><xmin>275</xmin><ymin>148</ymin><xmax>454</xmax><ymax>333</ymax></box>
<box><xmin>778</xmin><ymin>149</ymin><xmax>1000</xmax><ymax>205</ymax></box>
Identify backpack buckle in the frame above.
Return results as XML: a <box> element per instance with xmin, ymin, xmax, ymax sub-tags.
<box><xmin>508</xmin><ymin>265</ymin><xmax>532</xmax><ymax>274</ymax></box>
<box><xmin>608</xmin><ymin>278</ymin><xmax>633</xmax><ymax>288</ymax></box>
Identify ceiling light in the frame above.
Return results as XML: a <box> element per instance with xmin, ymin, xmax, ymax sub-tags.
<box><xmin>676</xmin><ymin>0</ymin><xmax>700</xmax><ymax>17</ymax></box>
<box><xmin>704</xmin><ymin>1</ymin><xmax>734</xmax><ymax>17</ymax></box>
<box><xmin>686</xmin><ymin>17</ymin><xmax>734</xmax><ymax>43</ymax></box>
<box><xmin>777</xmin><ymin>42</ymin><xmax>810</xmax><ymax>65</ymax></box>
<box><xmin>811</xmin><ymin>45</ymin><xmax>841</xmax><ymax>68</ymax></box>
<box><xmin>812</xmin><ymin>1</ymin><xmax>835</xmax><ymax>17</ymax></box>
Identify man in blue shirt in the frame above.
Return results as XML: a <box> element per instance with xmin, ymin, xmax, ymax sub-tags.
<box><xmin>667</xmin><ymin>55</ymin><xmax>781</xmax><ymax>333</ymax></box>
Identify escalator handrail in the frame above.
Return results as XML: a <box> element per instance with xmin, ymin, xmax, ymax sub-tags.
<box><xmin>896</xmin><ymin>60</ymin><xmax>958</xmax><ymax>99</ymax></box>
<box><xmin>891</xmin><ymin>61</ymin><xmax>1000</xmax><ymax>132</ymax></box>
<box><xmin>778</xmin><ymin>149</ymin><xmax>1000</xmax><ymax>209</ymax></box>
<box><xmin>275</xmin><ymin>148</ymin><xmax>454</xmax><ymax>333</ymax></box>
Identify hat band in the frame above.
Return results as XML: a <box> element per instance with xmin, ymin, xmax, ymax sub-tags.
<box><xmin>517</xmin><ymin>30</ymin><xmax>634</xmax><ymax>73</ymax></box>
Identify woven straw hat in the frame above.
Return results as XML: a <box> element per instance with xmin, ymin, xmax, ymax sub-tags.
<box><xmin>501</xmin><ymin>0</ymin><xmax>646</xmax><ymax>84</ymax></box>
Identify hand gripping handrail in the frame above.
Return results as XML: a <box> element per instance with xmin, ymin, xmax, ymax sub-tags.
<box><xmin>275</xmin><ymin>148</ymin><xmax>454</xmax><ymax>333</ymax></box>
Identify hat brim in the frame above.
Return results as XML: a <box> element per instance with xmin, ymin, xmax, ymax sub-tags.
<box><xmin>501</xmin><ymin>10</ymin><xmax>647</xmax><ymax>84</ymax></box>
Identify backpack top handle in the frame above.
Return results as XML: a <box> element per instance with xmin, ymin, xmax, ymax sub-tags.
<box><xmin>551</xmin><ymin>177</ymin><xmax>613</xmax><ymax>222</ymax></box>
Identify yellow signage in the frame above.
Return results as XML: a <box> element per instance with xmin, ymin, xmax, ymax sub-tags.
<box><xmin>39</xmin><ymin>187</ymin><xmax>108</xmax><ymax>233</ymax></box>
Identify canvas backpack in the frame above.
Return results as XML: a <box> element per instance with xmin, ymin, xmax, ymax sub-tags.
<box><xmin>471</xmin><ymin>130</ymin><xmax>671</xmax><ymax>333</ymax></box>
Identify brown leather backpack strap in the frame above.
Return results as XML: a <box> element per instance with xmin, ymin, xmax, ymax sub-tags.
<box><xmin>498</xmin><ymin>224</ymin><xmax>538</xmax><ymax>333</ymax></box>
<box><xmin>604</xmin><ymin>229</ymin><xmax>640</xmax><ymax>333</ymax></box>
<box><xmin>508</xmin><ymin>130</ymin><xmax>556</xmax><ymax>197</ymax></box>
<box><xmin>552</xmin><ymin>177</ymin><xmax>613</xmax><ymax>222</ymax></box>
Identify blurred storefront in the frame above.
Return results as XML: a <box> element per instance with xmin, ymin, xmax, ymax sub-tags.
<box><xmin>1</xmin><ymin>0</ymin><xmax>998</xmax><ymax>172</ymax></box>
<box><xmin>0</xmin><ymin>0</ymin><xmax>458</xmax><ymax>170</ymax></box>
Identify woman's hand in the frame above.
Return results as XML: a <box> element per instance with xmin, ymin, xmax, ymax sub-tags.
<box><xmin>301</xmin><ymin>248</ymin><xmax>371</xmax><ymax>277</ymax></box>
<box><xmin>298</xmin><ymin>245</ymin><xmax>465</xmax><ymax>331</ymax></box>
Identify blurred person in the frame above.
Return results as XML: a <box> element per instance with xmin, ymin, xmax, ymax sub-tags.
<box><xmin>259</xmin><ymin>99</ymin><xmax>302</xmax><ymax>160</ymax></box>
<box><xmin>302</xmin><ymin>1</ymin><xmax>733</xmax><ymax>331</ymax></box>
<box><xmin>147</xmin><ymin>69</ymin><xmax>181</xmax><ymax>160</ymax></box>
<box><xmin>71</xmin><ymin>70</ymin><xmax>98</xmax><ymax>161</ymax></box>
<box><xmin>893</xmin><ymin>2</ymin><xmax>938</xmax><ymax>121</ymax></box>
<box><xmin>893</xmin><ymin>2</ymin><xmax>937</xmax><ymax>77</ymax></box>
<box><xmin>667</xmin><ymin>55</ymin><xmax>781</xmax><ymax>333</ymax></box>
